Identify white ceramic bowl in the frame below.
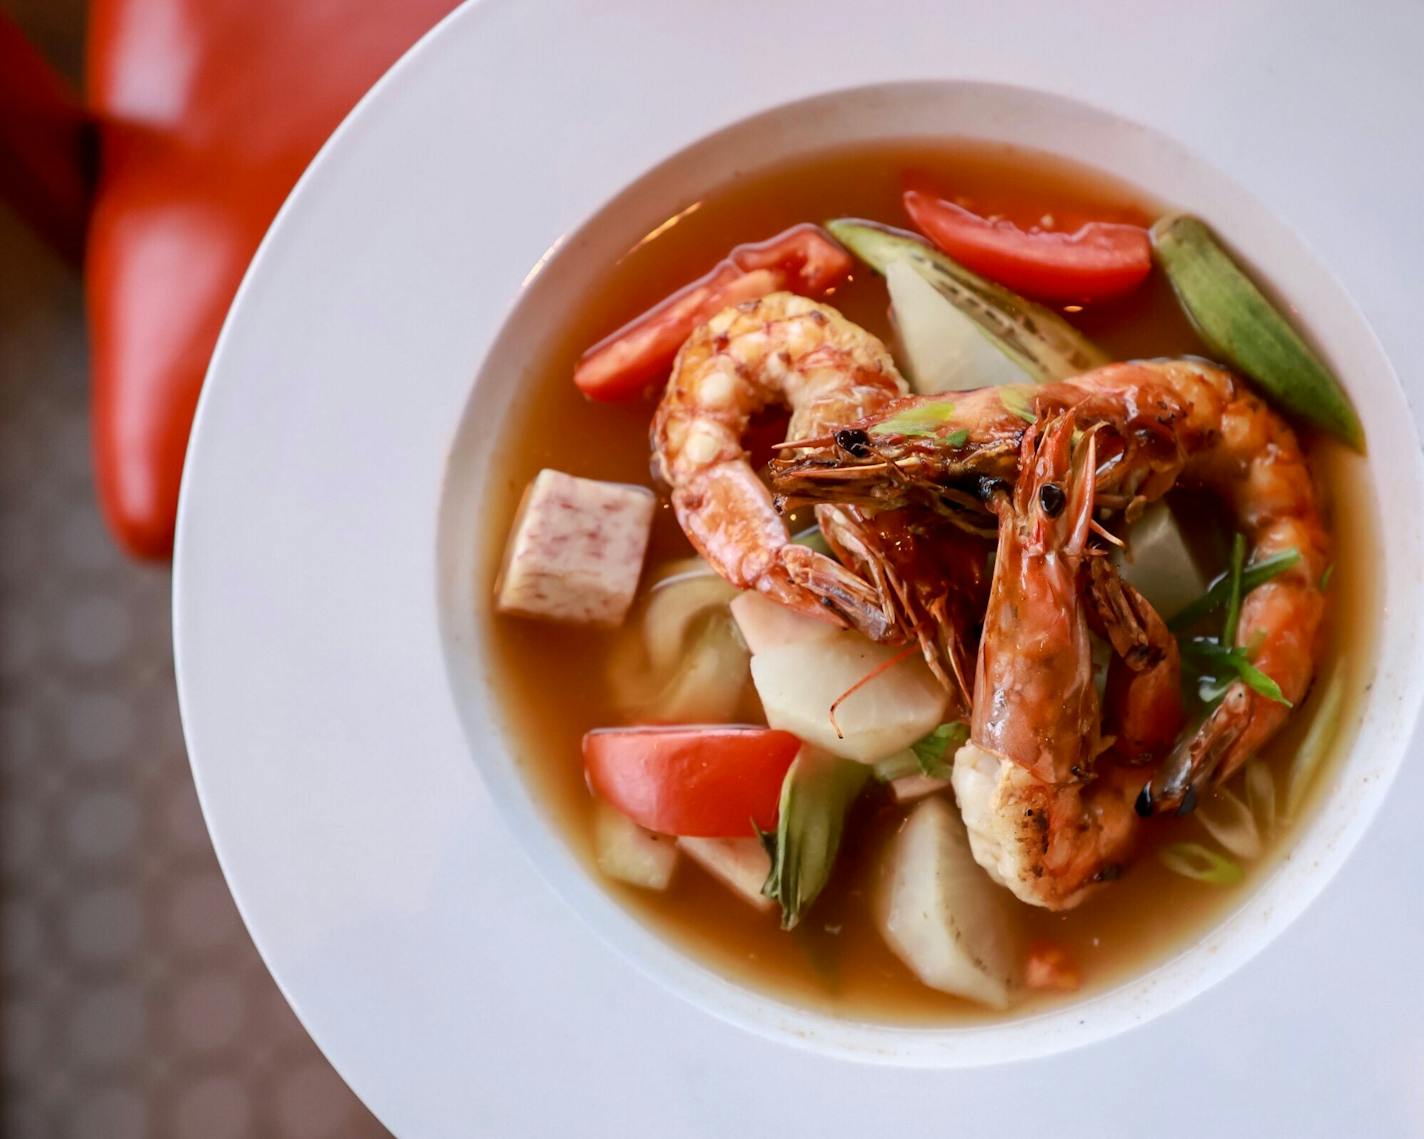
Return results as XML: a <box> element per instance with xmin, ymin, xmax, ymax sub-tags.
<box><xmin>436</xmin><ymin>79</ymin><xmax>1421</xmax><ymax>1065</ymax></box>
<box><xmin>173</xmin><ymin>2</ymin><xmax>1424</xmax><ymax>1133</ymax></box>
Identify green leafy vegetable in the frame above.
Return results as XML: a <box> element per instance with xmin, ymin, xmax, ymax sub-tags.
<box><xmin>1183</xmin><ymin>639</ymin><xmax>1292</xmax><ymax>707</ymax></box>
<box><xmin>1150</xmin><ymin>215</ymin><xmax>1363</xmax><ymax>450</ymax></box>
<box><xmin>869</xmin><ymin>399</ymin><xmax>957</xmax><ymax>438</ymax></box>
<box><xmin>1222</xmin><ymin>532</ymin><xmax>1247</xmax><ymax>646</ymax></box>
<box><xmin>943</xmin><ymin>428</ymin><xmax>969</xmax><ymax>447</ymax></box>
<box><xmin>1168</xmin><ymin>548</ymin><xmax>1301</xmax><ymax>631</ymax></box>
<box><xmin>1158</xmin><ymin>842</ymin><xmax>1245</xmax><ymax>886</ymax></box>
<box><xmin>826</xmin><ymin>220</ymin><xmax>1109</xmax><ymax>382</ymax></box>
<box><xmin>760</xmin><ymin>748</ymin><xmax>870</xmax><ymax>930</ymax></box>
<box><xmin>910</xmin><ymin>722</ymin><xmax>970</xmax><ymax>779</ymax></box>
<box><xmin>1284</xmin><ymin>665</ymin><xmax>1347</xmax><ymax>817</ymax></box>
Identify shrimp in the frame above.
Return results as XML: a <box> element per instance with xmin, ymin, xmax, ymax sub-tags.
<box><xmin>1085</xmin><ymin>557</ymin><xmax>1185</xmax><ymax>764</ymax></box>
<box><xmin>651</xmin><ymin>291</ymin><xmax>907</xmax><ymax>640</ymax></box>
<box><xmin>772</xmin><ymin>357</ymin><xmax>1330</xmax><ymax>812</ymax></box>
<box><xmin>951</xmin><ymin>414</ymin><xmax>1140</xmax><ymax>909</ymax></box>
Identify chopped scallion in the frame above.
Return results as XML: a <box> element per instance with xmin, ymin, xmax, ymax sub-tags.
<box><xmin>1183</xmin><ymin>639</ymin><xmax>1292</xmax><ymax>707</ymax></box>
<box><xmin>870</xmin><ymin>399</ymin><xmax>957</xmax><ymax>437</ymax></box>
<box><xmin>1168</xmin><ymin>548</ymin><xmax>1301</xmax><ymax>631</ymax></box>
<box><xmin>1222</xmin><ymin>533</ymin><xmax>1247</xmax><ymax>646</ymax></box>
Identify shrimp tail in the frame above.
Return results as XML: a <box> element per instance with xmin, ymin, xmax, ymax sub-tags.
<box><xmin>776</xmin><ymin>541</ymin><xmax>895</xmax><ymax>641</ymax></box>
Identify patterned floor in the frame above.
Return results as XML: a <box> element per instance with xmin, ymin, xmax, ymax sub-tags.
<box><xmin>0</xmin><ymin>7</ymin><xmax>392</xmax><ymax>1134</ymax></box>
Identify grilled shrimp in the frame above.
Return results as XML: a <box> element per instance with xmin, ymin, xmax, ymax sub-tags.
<box><xmin>772</xmin><ymin>357</ymin><xmax>1330</xmax><ymax>811</ymax></box>
<box><xmin>651</xmin><ymin>292</ymin><xmax>907</xmax><ymax>639</ymax></box>
<box><xmin>951</xmin><ymin>414</ymin><xmax>1140</xmax><ymax>909</ymax></box>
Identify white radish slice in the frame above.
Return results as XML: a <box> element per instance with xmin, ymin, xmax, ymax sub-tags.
<box><xmin>730</xmin><ymin>590</ymin><xmax>840</xmax><ymax>655</ymax></box>
<box><xmin>1116</xmin><ymin>500</ymin><xmax>1209</xmax><ymax>620</ymax></box>
<box><xmin>878</xmin><ymin>796</ymin><xmax>1020</xmax><ymax>1008</ymax></box>
<box><xmin>594</xmin><ymin>800</ymin><xmax>678</xmax><ymax>890</ymax></box>
<box><xmin>750</xmin><ymin>634</ymin><xmax>948</xmax><ymax>763</ymax></box>
<box><xmin>678</xmin><ymin>837</ymin><xmax>774</xmax><ymax>912</ymax></box>
<box><xmin>886</xmin><ymin>258</ymin><xmax>1031</xmax><ymax>393</ymax></box>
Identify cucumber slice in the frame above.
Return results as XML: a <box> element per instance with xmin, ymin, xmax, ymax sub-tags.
<box><xmin>827</xmin><ymin>219</ymin><xmax>1109</xmax><ymax>382</ymax></box>
<box><xmin>885</xmin><ymin>258</ymin><xmax>1032</xmax><ymax>392</ymax></box>
<box><xmin>1150</xmin><ymin>215</ymin><xmax>1363</xmax><ymax>450</ymax></box>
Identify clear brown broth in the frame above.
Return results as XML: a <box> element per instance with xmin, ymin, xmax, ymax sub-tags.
<box><xmin>481</xmin><ymin>139</ymin><xmax>1376</xmax><ymax>1023</ymax></box>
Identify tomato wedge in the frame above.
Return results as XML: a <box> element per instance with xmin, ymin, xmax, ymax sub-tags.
<box><xmin>583</xmin><ymin>726</ymin><xmax>801</xmax><ymax>837</ymax></box>
<box><xmin>573</xmin><ymin>224</ymin><xmax>853</xmax><ymax>402</ymax></box>
<box><xmin>903</xmin><ymin>189</ymin><xmax>1151</xmax><ymax>304</ymax></box>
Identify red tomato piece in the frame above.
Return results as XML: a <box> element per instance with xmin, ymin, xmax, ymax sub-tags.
<box><xmin>573</xmin><ymin>223</ymin><xmax>853</xmax><ymax>402</ymax></box>
<box><xmin>903</xmin><ymin>189</ymin><xmax>1151</xmax><ymax>304</ymax></box>
<box><xmin>583</xmin><ymin>726</ymin><xmax>801</xmax><ymax>837</ymax></box>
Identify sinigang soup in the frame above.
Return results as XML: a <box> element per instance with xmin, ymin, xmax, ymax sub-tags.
<box><xmin>484</xmin><ymin>141</ymin><xmax>1370</xmax><ymax>1021</ymax></box>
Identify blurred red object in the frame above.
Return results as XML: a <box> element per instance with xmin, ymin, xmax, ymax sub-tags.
<box><xmin>0</xmin><ymin>12</ymin><xmax>90</xmax><ymax>264</ymax></box>
<box><xmin>77</xmin><ymin>0</ymin><xmax>458</xmax><ymax>558</ymax></box>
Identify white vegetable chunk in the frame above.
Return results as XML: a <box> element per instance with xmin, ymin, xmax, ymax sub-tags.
<box><xmin>495</xmin><ymin>469</ymin><xmax>655</xmax><ymax>626</ymax></box>
<box><xmin>678</xmin><ymin>837</ymin><xmax>774</xmax><ymax>912</ymax></box>
<box><xmin>879</xmin><ymin>796</ymin><xmax>1020</xmax><ymax>1009</ymax></box>
<box><xmin>730</xmin><ymin>590</ymin><xmax>839</xmax><ymax>655</ymax></box>
<box><xmin>594</xmin><ymin>800</ymin><xmax>678</xmax><ymax>890</ymax></box>
<box><xmin>1116</xmin><ymin>499</ymin><xmax>1208</xmax><ymax>621</ymax></box>
<box><xmin>886</xmin><ymin>258</ymin><xmax>1032</xmax><ymax>393</ymax></box>
<box><xmin>750</xmin><ymin>634</ymin><xmax>948</xmax><ymax>763</ymax></box>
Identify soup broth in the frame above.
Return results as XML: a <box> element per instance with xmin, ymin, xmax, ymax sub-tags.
<box><xmin>482</xmin><ymin>139</ymin><xmax>1375</xmax><ymax>1022</ymax></box>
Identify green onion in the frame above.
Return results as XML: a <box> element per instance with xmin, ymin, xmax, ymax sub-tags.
<box><xmin>909</xmin><ymin>722</ymin><xmax>969</xmax><ymax>779</ymax></box>
<box><xmin>1168</xmin><ymin>548</ymin><xmax>1301</xmax><ymax>631</ymax></box>
<box><xmin>1319</xmin><ymin>563</ymin><xmax>1335</xmax><ymax>591</ymax></box>
<box><xmin>1150</xmin><ymin>215</ymin><xmax>1363</xmax><ymax>450</ymax></box>
<box><xmin>998</xmin><ymin>385</ymin><xmax>1037</xmax><ymax>424</ymax></box>
<box><xmin>1158</xmin><ymin>842</ymin><xmax>1244</xmax><ymax>885</ymax></box>
<box><xmin>1183</xmin><ymin>639</ymin><xmax>1292</xmax><ymax>707</ymax></box>
<box><xmin>943</xmin><ymin>428</ymin><xmax>969</xmax><ymax>447</ymax></box>
<box><xmin>869</xmin><ymin>398</ymin><xmax>957</xmax><ymax>437</ymax></box>
<box><xmin>760</xmin><ymin>748</ymin><xmax>870</xmax><ymax>930</ymax></box>
<box><xmin>1284</xmin><ymin>665</ymin><xmax>1347</xmax><ymax>817</ymax></box>
<box><xmin>1222</xmin><ymin>533</ymin><xmax>1247</xmax><ymax>646</ymax></box>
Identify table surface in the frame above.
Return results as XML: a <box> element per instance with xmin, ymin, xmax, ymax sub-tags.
<box><xmin>0</xmin><ymin>2</ymin><xmax>392</xmax><ymax>1134</ymax></box>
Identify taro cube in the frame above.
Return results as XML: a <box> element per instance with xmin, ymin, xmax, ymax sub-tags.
<box><xmin>494</xmin><ymin>469</ymin><xmax>655</xmax><ymax>626</ymax></box>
